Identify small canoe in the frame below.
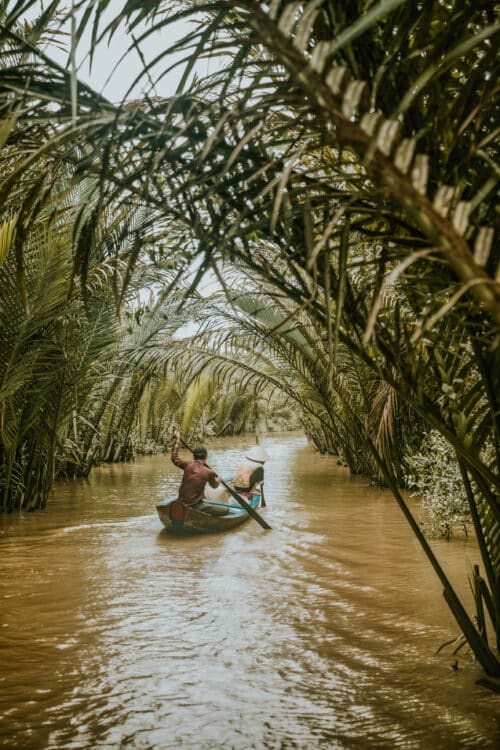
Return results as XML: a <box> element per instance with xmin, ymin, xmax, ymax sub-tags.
<box><xmin>156</xmin><ymin>492</ymin><xmax>261</xmax><ymax>534</ymax></box>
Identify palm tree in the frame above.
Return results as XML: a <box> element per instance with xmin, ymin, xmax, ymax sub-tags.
<box><xmin>0</xmin><ymin>0</ymin><xmax>498</xmax><ymax>680</ymax></box>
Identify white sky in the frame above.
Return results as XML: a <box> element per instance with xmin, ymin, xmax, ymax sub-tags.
<box><xmin>20</xmin><ymin>0</ymin><xmax>218</xmax><ymax>101</ymax></box>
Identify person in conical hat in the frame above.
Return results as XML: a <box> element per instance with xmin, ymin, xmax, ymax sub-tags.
<box><xmin>204</xmin><ymin>444</ymin><xmax>268</xmax><ymax>503</ymax></box>
<box><xmin>233</xmin><ymin>445</ymin><xmax>268</xmax><ymax>496</ymax></box>
<box><xmin>244</xmin><ymin>445</ymin><xmax>268</xmax><ymax>463</ymax></box>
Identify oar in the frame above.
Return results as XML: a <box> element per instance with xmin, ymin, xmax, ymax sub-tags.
<box><xmin>179</xmin><ymin>438</ymin><xmax>271</xmax><ymax>531</ymax></box>
<box><xmin>254</xmin><ymin>431</ymin><xmax>267</xmax><ymax>507</ymax></box>
<box><xmin>260</xmin><ymin>483</ymin><xmax>267</xmax><ymax>508</ymax></box>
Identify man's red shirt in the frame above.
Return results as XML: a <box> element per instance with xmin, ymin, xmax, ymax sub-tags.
<box><xmin>170</xmin><ymin>445</ymin><xmax>219</xmax><ymax>505</ymax></box>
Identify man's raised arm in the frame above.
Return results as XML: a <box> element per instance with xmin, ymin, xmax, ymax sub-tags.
<box><xmin>171</xmin><ymin>430</ymin><xmax>187</xmax><ymax>469</ymax></box>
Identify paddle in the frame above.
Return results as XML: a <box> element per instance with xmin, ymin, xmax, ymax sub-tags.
<box><xmin>260</xmin><ymin>483</ymin><xmax>267</xmax><ymax>508</ymax></box>
<box><xmin>177</xmin><ymin>436</ymin><xmax>271</xmax><ymax>531</ymax></box>
<box><xmin>254</xmin><ymin>432</ymin><xmax>267</xmax><ymax>507</ymax></box>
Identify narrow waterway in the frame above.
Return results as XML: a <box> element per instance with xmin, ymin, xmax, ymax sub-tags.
<box><xmin>0</xmin><ymin>434</ymin><xmax>498</xmax><ymax>749</ymax></box>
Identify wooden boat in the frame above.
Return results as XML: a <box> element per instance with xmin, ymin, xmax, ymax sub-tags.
<box><xmin>156</xmin><ymin>491</ymin><xmax>261</xmax><ymax>534</ymax></box>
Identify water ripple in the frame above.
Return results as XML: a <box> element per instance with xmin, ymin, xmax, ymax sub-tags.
<box><xmin>1</xmin><ymin>435</ymin><xmax>499</xmax><ymax>749</ymax></box>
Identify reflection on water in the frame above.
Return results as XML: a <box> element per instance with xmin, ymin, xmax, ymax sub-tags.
<box><xmin>0</xmin><ymin>434</ymin><xmax>498</xmax><ymax>749</ymax></box>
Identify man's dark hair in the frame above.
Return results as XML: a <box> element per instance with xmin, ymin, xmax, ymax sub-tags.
<box><xmin>193</xmin><ymin>446</ymin><xmax>208</xmax><ymax>461</ymax></box>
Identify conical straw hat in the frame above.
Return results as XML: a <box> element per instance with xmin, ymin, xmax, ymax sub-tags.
<box><xmin>245</xmin><ymin>445</ymin><xmax>268</xmax><ymax>463</ymax></box>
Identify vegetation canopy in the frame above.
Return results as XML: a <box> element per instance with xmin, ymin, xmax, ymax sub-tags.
<box><xmin>0</xmin><ymin>0</ymin><xmax>499</xmax><ymax>684</ymax></box>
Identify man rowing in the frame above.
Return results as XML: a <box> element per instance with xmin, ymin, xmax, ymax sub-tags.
<box><xmin>170</xmin><ymin>430</ymin><xmax>228</xmax><ymax>516</ymax></box>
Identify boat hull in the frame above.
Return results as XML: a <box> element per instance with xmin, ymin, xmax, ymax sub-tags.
<box><xmin>156</xmin><ymin>493</ymin><xmax>261</xmax><ymax>534</ymax></box>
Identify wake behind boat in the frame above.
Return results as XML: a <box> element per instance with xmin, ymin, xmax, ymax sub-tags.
<box><xmin>156</xmin><ymin>491</ymin><xmax>262</xmax><ymax>534</ymax></box>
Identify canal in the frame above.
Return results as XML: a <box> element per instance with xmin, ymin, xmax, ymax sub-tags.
<box><xmin>0</xmin><ymin>434</ymin><xmax>498</xmax><ymax>748</ymax></box>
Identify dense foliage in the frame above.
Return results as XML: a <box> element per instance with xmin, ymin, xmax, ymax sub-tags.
<box><xmin>0</xmin><ymin>1</ymin><xmax>498</xmax><ymax>681</ymax></box>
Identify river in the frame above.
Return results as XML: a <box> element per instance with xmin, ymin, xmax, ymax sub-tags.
<box><xmin>0</xmin><ymin>434</ymin><xmax>498</xmax><ymax>748</ymax></box>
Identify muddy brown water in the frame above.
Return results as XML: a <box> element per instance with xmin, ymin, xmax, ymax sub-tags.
<box><xmin>0</xmin><ymin>434</ymin><xmax>498</xmax><ymax>749</ymax></box>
